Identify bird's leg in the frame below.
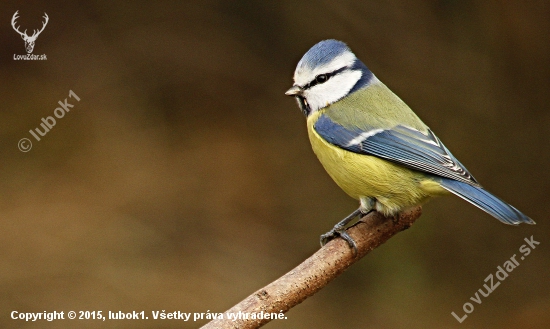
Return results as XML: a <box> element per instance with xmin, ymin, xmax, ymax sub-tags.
<box><xmin>320</xmin><ymin>208</ymin><xmax>363</xmax><ymax>253</ymax></box>
<box><xmin>320</xmin><ymin>198</ymin><xmax>376</xmax><ymax>254</ymax></box>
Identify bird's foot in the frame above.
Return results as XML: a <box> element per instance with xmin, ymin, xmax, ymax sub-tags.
<box><xmin>320</xmin><ymin>208</ymin><xmax>364</xmax><ymax>255</ymax></box>
<box><xmin>320</xmin><ymin>225</ymin><xmax>358</xmax><ymax>254</ymax></box>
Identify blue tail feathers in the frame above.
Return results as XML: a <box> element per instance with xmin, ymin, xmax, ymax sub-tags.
<box><xmin>438</xmin><ymin>178</ymin><xmax>535</xmax><ymax>225</ymax></box>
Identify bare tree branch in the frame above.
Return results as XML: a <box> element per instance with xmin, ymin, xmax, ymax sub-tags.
<box><xmin>200</xmin><ymin>206</ymin><xmax>422</xmax><ymax>329</ymax></box>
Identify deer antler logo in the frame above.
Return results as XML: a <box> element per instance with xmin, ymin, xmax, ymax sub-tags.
<box><xmin>11</xmin><ymin>10</ymin><xmax>49</xmax><ymax>54</ymax></box>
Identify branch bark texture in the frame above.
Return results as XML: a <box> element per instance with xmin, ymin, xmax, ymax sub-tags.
<box><xmin>200</xmin><ymin>206</ymin><xmax>422</xmax><ymax>329</ymax></box>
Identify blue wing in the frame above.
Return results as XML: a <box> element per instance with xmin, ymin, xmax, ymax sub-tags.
<box><xmin>314</xmin><ymin>114</ymin><xmax>479</xmax><ymax>186</ymax></box>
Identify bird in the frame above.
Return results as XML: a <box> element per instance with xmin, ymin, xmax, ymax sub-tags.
<box><xmin>285</xmin><ymin>39</ymin><xmax>535</xmax><ymax>252</ymax></box>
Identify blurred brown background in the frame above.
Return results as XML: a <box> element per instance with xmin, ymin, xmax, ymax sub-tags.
<box><xmin>1</xmin><ymin>1</ymin><xmax>549</xmax><ymax>328</ymax></box>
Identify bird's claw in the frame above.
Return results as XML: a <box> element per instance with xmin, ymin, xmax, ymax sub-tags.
<box><xmin>319</xmin><ymin>229</ymin><xmax>338</xmax><ymax>247</ymax></box>
<box><xmin>320</xmin><ymin>225</ymin><xmax>358</xmax><ymax>255</ymax></box>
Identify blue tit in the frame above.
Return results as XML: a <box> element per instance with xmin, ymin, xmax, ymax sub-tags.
<box><xmin>285</xmin><ymin>39</ymin><xmax>535</xmax><ymax>251</ymax></box>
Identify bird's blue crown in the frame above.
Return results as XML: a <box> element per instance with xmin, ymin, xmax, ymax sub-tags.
<box><xmin>297</xmin><ymin>39</ymin><xmax>352</xmax><ymax>70</ymax></box>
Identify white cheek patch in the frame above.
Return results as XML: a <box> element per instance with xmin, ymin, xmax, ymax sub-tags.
<box><xmin>294</xmin><ymin>51</ymin><xmax>357</xmax><ymax>86</ymax></box>
<box><xmin>304</xmin><ymin>69</ymin><xmax>362</xmax><ymax>112</ymax></box>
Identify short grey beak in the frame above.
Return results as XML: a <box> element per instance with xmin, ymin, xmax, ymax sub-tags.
<box><xmin>285</xmin><ymin>85</ymin><xmax>303</xmax><ymax>96</ymax></box>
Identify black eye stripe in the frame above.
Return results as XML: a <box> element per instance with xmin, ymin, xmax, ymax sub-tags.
<box><xmin>303</xmin><ymin>67</ymin><xmax>348</xmax><ymax>90</ymax></box>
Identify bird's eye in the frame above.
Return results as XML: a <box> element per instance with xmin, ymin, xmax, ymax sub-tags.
<box><xmin>315</xmin><ymin>74</ymin><xmax>328</xmax><ymax>84</ymax></box>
